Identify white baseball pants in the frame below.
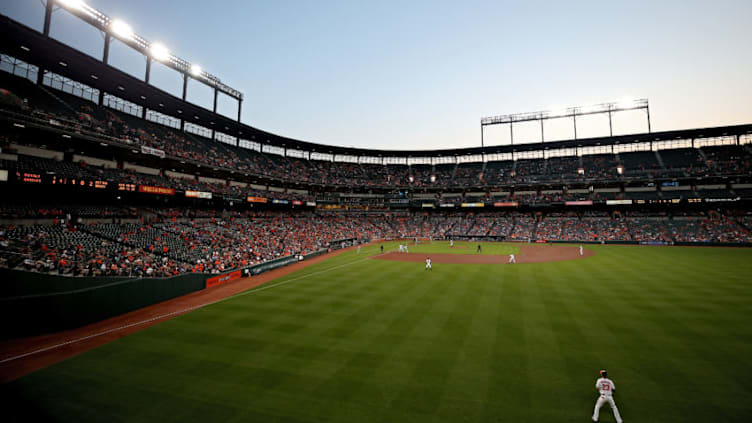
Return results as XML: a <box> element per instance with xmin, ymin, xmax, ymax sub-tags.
<box><xmin>592</xmin><ymin>395</ymin><xmax>622</xmax><ymax>423</ymax></box>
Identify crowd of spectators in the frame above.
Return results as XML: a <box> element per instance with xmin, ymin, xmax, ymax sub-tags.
<box><xmin>0</xmin><ymin>224</ymin><xmax>185</xmax><ymax>277</ymax></box>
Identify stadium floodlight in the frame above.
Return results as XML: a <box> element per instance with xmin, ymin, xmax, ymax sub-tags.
<box><xmin>43</xmin><ymin>0</ymin><xmax>243</xmax><ymax>102</ymax></box>
<box><xmin>548</xmin><ymin>107</ymin><xmax>567</xmax><ymax>118</ymax></box>
<box><xmin>58</xmin><ymin>0</ymin><xmax>85</xmax><ymax>11</ymax></box>
<box><xmin>150</xmin><ymin>43</ymin><xmax>170</xmax><ymax>61</ymax></box>
<box><xmin>110</xmin><ymin>19</ymin><xmax>133</xmax><ymax>40</ymax></box>
<box><xmin>481</xmin><ymin>98</ymin><xmax>650</xmax><ymax>146</ymax></box>
<box><xmin>190</xmin><ymin>64</ymin><xmax>202</xmax><ymax>77</ymax></box>
<box><xmin>579</xmin><ymin>104</ymin><xmax>598</xmax><ymax>114</ymax></box>
<box><xmin>617</xmin><ymin>97</ymin><xmax>636</xmax><ymax>110</ymax></box>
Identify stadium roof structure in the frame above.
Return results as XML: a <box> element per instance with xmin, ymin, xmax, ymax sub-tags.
<box><xmin>2</xmin><ymin>13</ymin><xmax>752</xmax><ymax>160</ymax></box>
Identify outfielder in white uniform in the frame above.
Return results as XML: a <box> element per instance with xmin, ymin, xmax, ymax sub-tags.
<box><xmin>425</xmin><ymin>257</ymin><xmax>432</xmax><ymax>271</ymax></box>
<box><xmin>404</xmin><ymin>245</ymin><xmax>409</xmax><ymax>253</ymax></box>
<box><xmin>357</xmin><ymin>245</ymin><xmax>361</xmax><ymax>254</ymax></box>
<box><xmin>450</xmin><ymin>240</ymin><xmax>454</xmax><ymax>247</ymax></box>
<box><xmin>592</xmin><ymin>370</ymin><xmax>623</xmax><ymax>423</ymax></box>
<box><xmin>399</xmin><ymin>244</ymin><xmax>404</xmax><ymax>253</ymax></box>
<box><xmin>508</xmin><ymin>254</ymin><xmax>516</xmax><ymax>264</ymax></box>
<box><xmin>579</xmin><ymin>245</ymin><xmax>584</xmax><ymax>256</ymax></box>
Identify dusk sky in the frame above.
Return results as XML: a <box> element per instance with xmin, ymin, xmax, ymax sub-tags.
<box><xmin>2</xmin><ymin>0</ymin><xmax>751</xmax><ymax>150</ymax></box>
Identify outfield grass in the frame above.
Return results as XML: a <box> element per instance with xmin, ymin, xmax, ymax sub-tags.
<box><xmin>4</xmin><ymin>243</ymin><xmax>752</xmax><ymax>422</ymax></box>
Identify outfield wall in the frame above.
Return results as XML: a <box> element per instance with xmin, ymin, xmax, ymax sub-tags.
<box><xmin>0</xmin><ymin>269</ymin><xmax>207</xmax><ymax>339</ymax></box>
<box><xmin>0</xmin><ymin>250</ymin><xmax>336</xmax><ymax>340</ymax></box>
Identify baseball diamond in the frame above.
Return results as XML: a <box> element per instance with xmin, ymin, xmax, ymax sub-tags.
<box><xmin>374</xmin><ymin>244</ymin><xmax>596</xmax><ymax>263</ymax></box>
<box><xmin>1</xmin><ymin>2</ymin><xmax>752</xmax><ymax>423</ymax></box>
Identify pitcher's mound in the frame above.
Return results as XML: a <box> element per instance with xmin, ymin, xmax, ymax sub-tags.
<box><xmin>373</xmin><ymin>245</ymin><xmax>594</xmax><ymax>264</ymax></box>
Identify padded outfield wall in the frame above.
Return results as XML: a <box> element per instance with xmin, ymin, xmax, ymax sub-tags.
<box><xmin>0</xmin><ymin>269</ymin><xmax>207</xmax><ymax>339</ymax></box>
<box><xmin>0</xmin><ymin>251</ymin><xmax>330</xmax><ymax>340</ymax></box>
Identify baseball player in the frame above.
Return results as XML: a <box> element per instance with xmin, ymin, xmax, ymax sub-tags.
<box><xmin>592</xmin><ymin>370</ymin><xmax>623</xmax><ymax>423</ymax></box>
<box><xmin>398</xmin><ymin>244</ymin><xmax>404</xmax><ymax>253</ymax></box>
<box><xmin>380</xmin><ymin>245</ymin><xmax>384</xmax><ymax>254</ymax></box>
<box><xmin>476</xmin><ymin>244</ymin><xmax>482</xmax><ymax>253</ymax></box>
<box><xmin>450</xmin><ymin>239</ymin><xmax>454</xmax><ymax>247</ymax></box>
<box><xmin>357</xmin><ymin>245</ymin><xmax>361</xmax><ymax>254</ymax></box>
<box><xmin>508</xmin><ymin>253</ymin><xmax>516</xmax><ymax>264</ymax></box>
<box><xmin>425</xmin><ymin>257</ymin><xmax>432</xmax><ymax>271</ymax></box>
<box><xmin>404</xmin><ymin>245</ymin><xmax>409</xmax><ymax>253</ymax></box>
<box><xmin>579</xmin><ymin>245</ymin><xmax>584</xmax><ymax>256</ymax></box>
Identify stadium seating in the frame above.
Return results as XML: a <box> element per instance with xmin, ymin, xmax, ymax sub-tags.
<box><xmin>3</xmin><ymin>78</ymin><xmax>752</xmax><ymax>191</ymax></box>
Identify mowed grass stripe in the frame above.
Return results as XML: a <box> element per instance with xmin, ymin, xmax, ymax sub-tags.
<box><xmin>3</xmin><ymin>244</ymin><xmax>752</xmax><ymax>423</ymax></box>
<box><xmin>432</xmin><ymin>266</ymin><xmax>498</xmax><ymax>422</ymax></box>
<box><xmin>519</xmin><ymin>262</ymin><xmax>576</xmax><ymax>423</ymax></box>
<box><xmin>386</xmin><ymin>265</ymin><xmax>483</xmax><ymax>416</ymax></box>
<box><xmin>483</xmin><ymin>263</ymin><xmax>534</xmax><ymax>421</ymax></box>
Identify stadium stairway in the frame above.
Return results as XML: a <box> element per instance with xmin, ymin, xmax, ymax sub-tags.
<box><xmin>655</xmin><ymin>150</ymin><xmax>666</xmax><ymax>170</ymax></box>
<box><xmin>37</xmin><ymin>84</ymin><xmax>81</xmax><ymax>118</ymax></box>
<box><xmin>697</xmin><ymin>147</ymin><xmax>710</xmax><ymax>165</ymax></box>
<box><xmin>77</xmin><ymin>225</ymin><xmax>181</xmax><ymax>265</ymax></box>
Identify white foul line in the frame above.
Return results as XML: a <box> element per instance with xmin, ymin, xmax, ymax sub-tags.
<box><xmin>0</xmin><ymin>247</ymin><xmax>391</xmax><ymax>366</ymax></box>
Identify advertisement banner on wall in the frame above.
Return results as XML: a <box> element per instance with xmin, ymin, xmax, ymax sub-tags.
<box><xmin>247</xmin><ymin>196</ymin><xmax>268</xmax><ymax>203</ymax></box>
<box><xmin>704</xmin><ymin>197</ymin><xmax>740</xmax><ymax>203</ymax></box>
<box><xmin>606</xmin><ymin>199</ymin><xmax>633</xmax><ymax>205</ymax></box>
<box><xmin>306</xmin><ymin>201</ymin><xmax>317</xmax><ymax>207</ymax></box>
<box><xmin>138</xmin><ymin>185</ymin><xmax>175</xmax><ymax>195</ymax></box>
<box><xmin>141</xmin><ymin>145</ymin><xmax>165</xmax><ymax>159</ymax></box>
<box><xmin>185</xmin><ymin>190</ymin><xmax>212</xmax><ymax>199</ymax></box>
<box><xmin>205</xmin><ymin>270</ymin><xmax>242</xmax><ymax>289</ymax></box>
<box><xmin>249</xmin><ymin>256</ymin><xmax>298</xmax><ymax>275</ymax></box>
<box><xmin>494</xmin><ymin>201</ymin><xmax>519</xmax><ymax>207</ymax></box>
<box><xmin>461</xmin><ymin>202</ymin><xmax>485</xmax><ymax>208</ymax></box>
<box><xmin>564</xmin><ymin>200</ymin><xmax>593</xmax><ymax>206</ymax></box>
<box><xmin>140</xmin><ymin>145</ymin><xmax>166</xmax><ymax>159</ymax></box>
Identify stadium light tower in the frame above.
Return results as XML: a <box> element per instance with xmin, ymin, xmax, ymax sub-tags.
<box><xmin>43</xmin><ymin>0</ymin><xmax>244</xmax><ymax>123</ymax></box>
<box><xmin>149</xmin><ymin>43</ymin><xmax>170</xmax><ymax>62</ymax></box>
<box><xmin>57</xmin><ymin>0</ymin><xmax>84</xmax><ymax>11</ymax></box>
<box><xmin>480</xmin><ymin>99</ymin><xmax>650</xmax><ymax>147</ymax></box>
<box><xmin>110</xmin><ymin>19</ymin><xmax>133</xmax><ymax>40</ymax></box>
<box><xmin>190</xmin><ymin>64</ymin><xmax>202</xmax><ymax>77</ymax></box>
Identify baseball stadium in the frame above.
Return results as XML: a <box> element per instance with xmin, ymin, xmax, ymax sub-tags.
<box><xmin>1</xmin><ymin>1</ymin><xmax>751</xmax><ymax>422</ymax></box>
